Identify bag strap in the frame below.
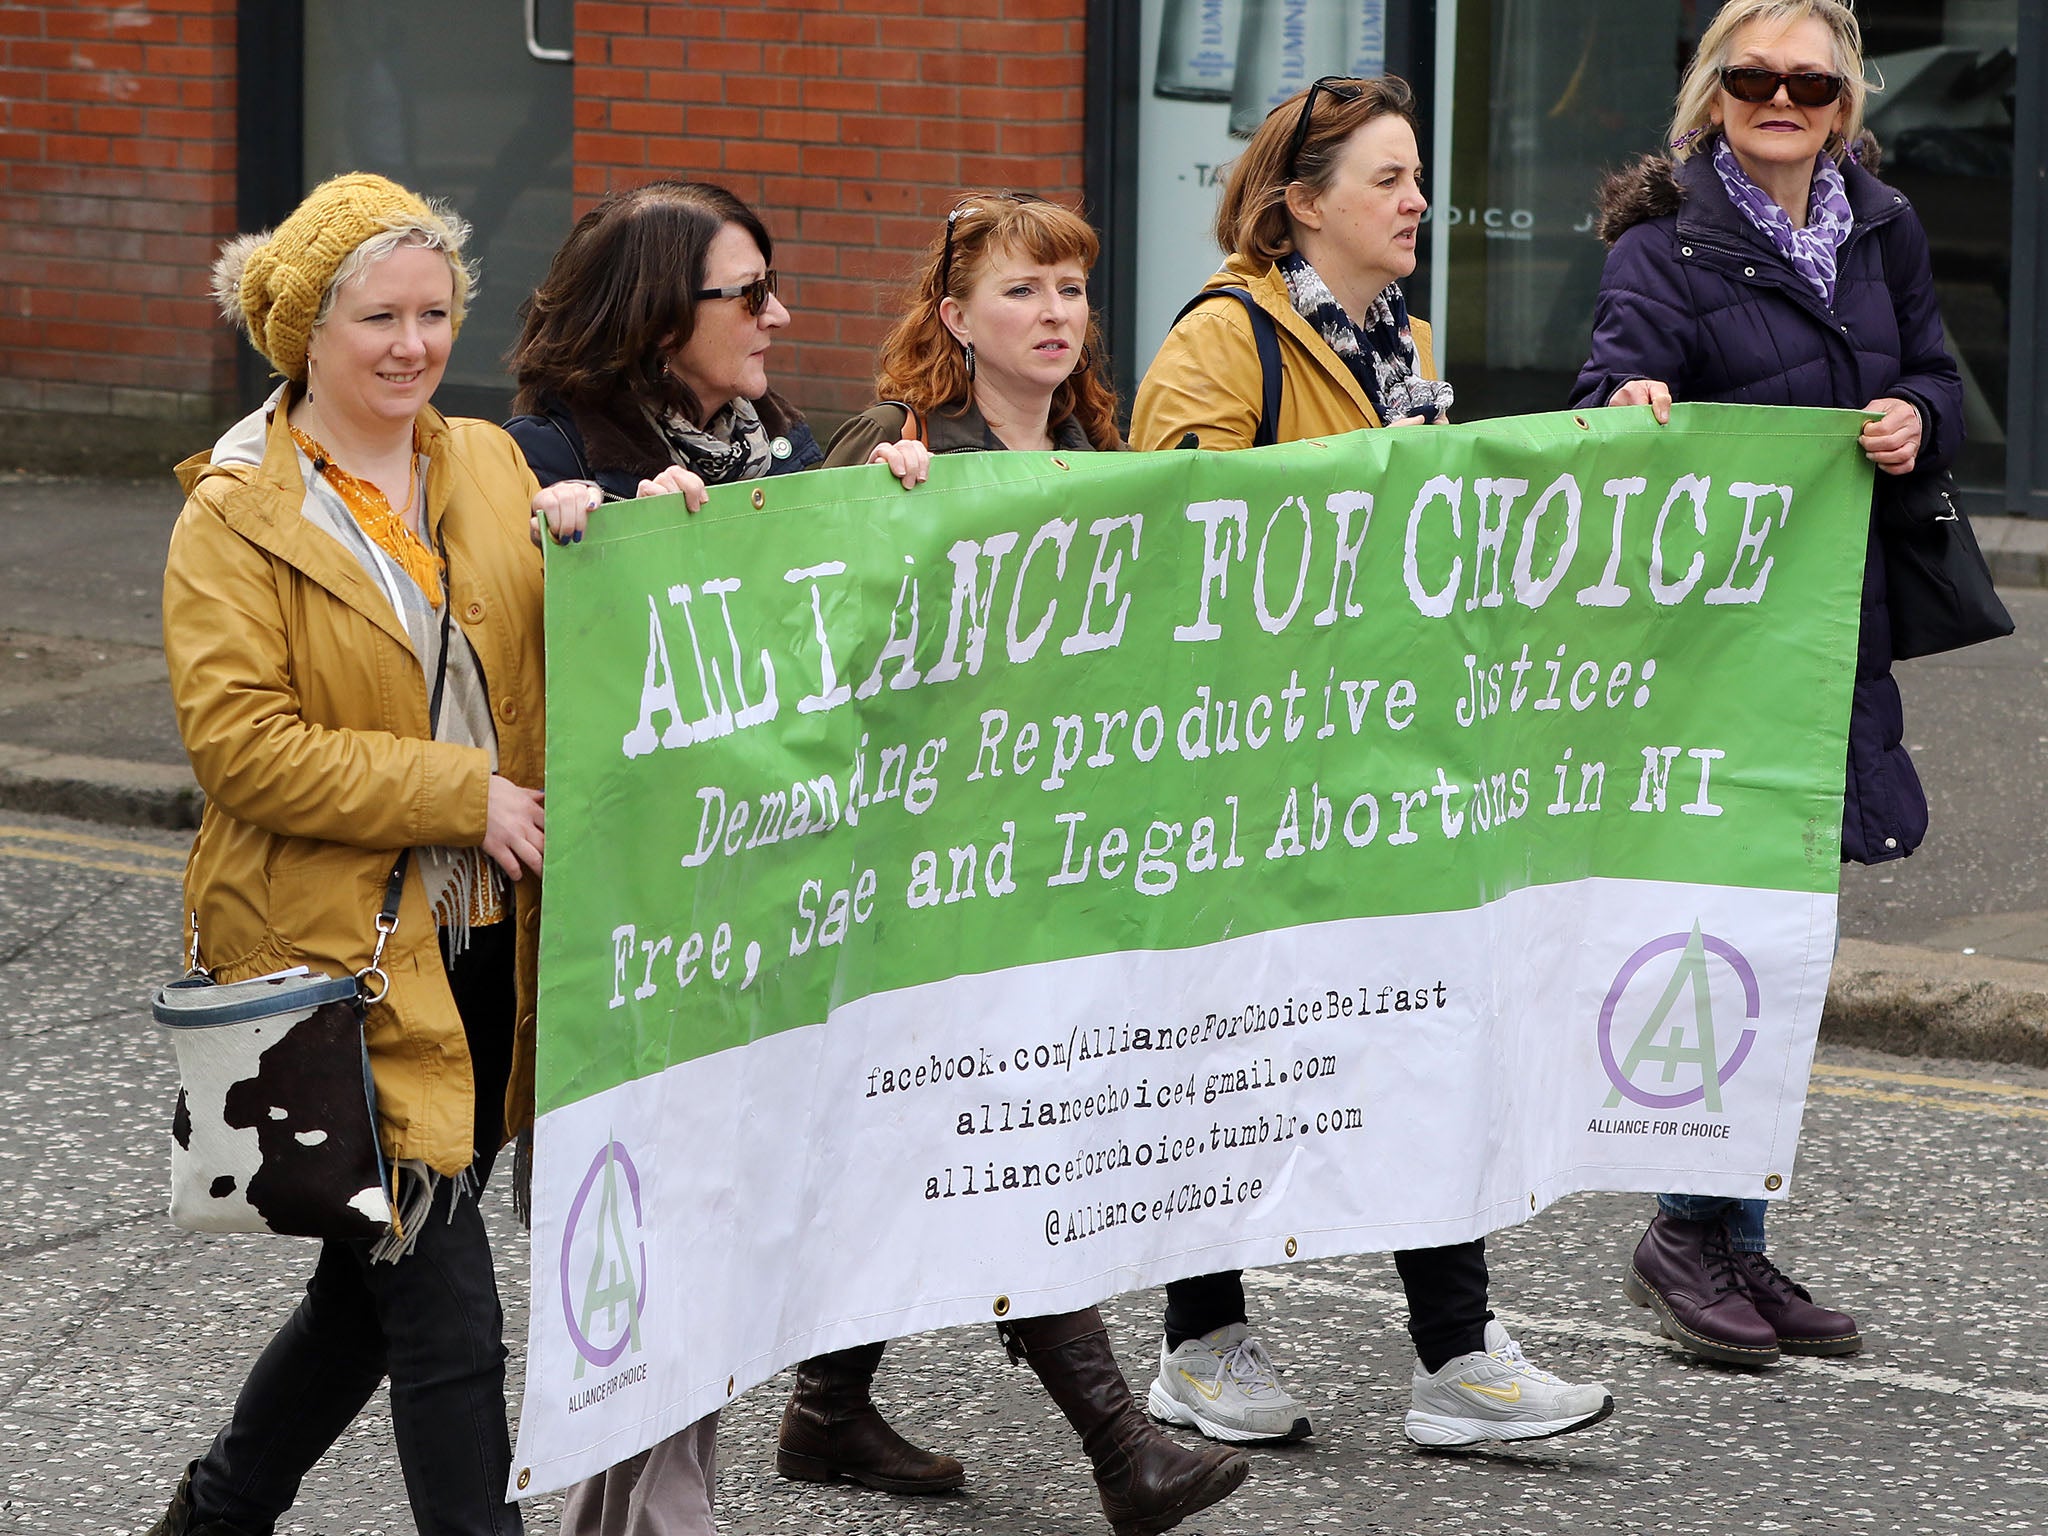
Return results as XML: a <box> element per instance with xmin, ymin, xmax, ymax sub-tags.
<box><xmin>359</xmin><ymin>534</ymin><xmax>456</xmax><ymax>1004</ymax></box>
<box><xmin>1173</xmin><ymin>287</ymin><xmax>1282</xmax><ymax>448</ymax></box>
<box><xmin>541</xmin><ymin>407</ymin><xmax>595</xmax><ymax>484</ymax></box>
<box><xmin>874</xmin><ymin>399</ymin><xmax>927</xmax><ymax>447</ymax></box>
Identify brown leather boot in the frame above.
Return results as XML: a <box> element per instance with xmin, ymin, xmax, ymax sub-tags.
<box><xmin>1624</xmin><ymin>1213</ymin><xmax>1781</xmax><ymax>1366</ymax></box>
<box><xmin>776</xmin><ymin>1341</ymin><xmax>966</xmax><ymax>1493</ymax></box>
<box><xmin>1734</xmin><ymin>1250</ymin><xmax>1862</xmax><ymax>1356</ymax></box>
<box><xmin>1004</xmin><ymin>1308</ymin><xmax>1249</xmax><ymax>1536</ymax></box>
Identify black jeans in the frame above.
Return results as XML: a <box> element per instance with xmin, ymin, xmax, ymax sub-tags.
<box><xmin>1164</xmin><ymin>1239</ymin><xmax>1493</xmax><ymax>1374</ymax></box>
<box><xmin>187</xmin><ymin>922</ymin><xmax>521</xmax><ymax>1536</ymax></box>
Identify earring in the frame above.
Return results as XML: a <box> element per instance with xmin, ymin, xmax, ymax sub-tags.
<box><xmin>963</xmin><ymin>342</ymin><xmax>976</xmax><ymax>381</ymax></box>
<box><xmin>1076</xmin><ymin>344</ymin><xmax>1093</xmax><ymax>375</ymax></box>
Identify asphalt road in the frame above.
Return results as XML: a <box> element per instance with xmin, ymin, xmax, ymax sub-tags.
<box><xmin>0</xmin><ymin>811</ymin><xmax>2043</xmax><ymax>1535</ymax></box>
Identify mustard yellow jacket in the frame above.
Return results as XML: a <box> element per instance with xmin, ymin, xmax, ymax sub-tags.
<box><xmin>165</xmin><ymin>394</ymin><xmax>545</xmax><ymax>1174</ymax></box>
<box><xmin>1130</xmin><ymin>255</ymin><xmax>1438</xmax><ymax>450</ymax></box>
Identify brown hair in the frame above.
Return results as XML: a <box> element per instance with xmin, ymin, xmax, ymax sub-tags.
<box><xmin>1214</xmin><ymin>75</ymin><xmax>1421</xmax><ymax>264</ymax></box>
<box><xmin>873</xmin><ymin>193</ymin><xmax>1123</xmax><ymax>451</ymax></box>
<box><xmin>508</xmin><ymin>179</ymin><xmax>774</xmax><ymax>424</ymax></box>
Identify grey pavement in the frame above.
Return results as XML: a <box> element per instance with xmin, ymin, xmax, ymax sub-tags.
<box><xmin>0</xmin><ymin>809</ymin><xmax>2045</xmax><ymax>1533</ymax></box>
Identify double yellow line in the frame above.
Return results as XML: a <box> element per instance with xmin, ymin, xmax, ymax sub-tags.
<box><xmin>0</xmin><ymin>822</ymin><xmax>187</xmax><ymax>881</ymax></box>
<box><xmin>1811</xmin><ymin>1063</ymin><xmax>2048</xmax><ymax>1122</ymax></box>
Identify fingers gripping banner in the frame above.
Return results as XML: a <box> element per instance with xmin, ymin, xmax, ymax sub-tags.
<box><xmin>512</xmin><ymin>404</ymin><xmax>1871</xmax><ymax>1495</ymax></box>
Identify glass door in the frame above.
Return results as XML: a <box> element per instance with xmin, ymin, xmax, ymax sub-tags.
<box><xmin>301</xmin><ymin>0</ymin><xmax>575</xmax><ymax>418</ymax></box>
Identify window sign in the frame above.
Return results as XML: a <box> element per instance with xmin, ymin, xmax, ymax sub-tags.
<box><xmin>1135</xmin><ymin>0</ymin><xmax>1391</xmax><ymax>375</ymax></box>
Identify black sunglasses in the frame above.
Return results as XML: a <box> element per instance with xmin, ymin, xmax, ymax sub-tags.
<box><xmin>939</xmin><ymin>191</ymin><xmax>1049</xmax><ymax>294</ymax></box>
<box><xmin>1718</xmin><ymin>67</ymin><xmax>1846</xmax><ymax>107</ymax></box>
<box><xmin>693</xmin><ymin>270</ymin><xmax>778</xmax><ymax>317</ymax></box>
<box><xmin>1281</xmin><ymin>76</ymin><xmax>1366</xmax><ymax>179</ymax></box>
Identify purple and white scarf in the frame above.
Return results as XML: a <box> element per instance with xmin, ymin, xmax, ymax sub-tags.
<box><xmin>1712</xmin><ymin>135</ymin><xmax>1854</xmax><ymax>308</ymax></box>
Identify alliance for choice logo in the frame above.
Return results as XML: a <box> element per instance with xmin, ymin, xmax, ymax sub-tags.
<box><xmin>1597</xmin><ymin>923</ymin><xmax>1760</xmax><ymax>1112</ymax></box>
<box><xmin>560</xmin><ymin>1138</ymin><xmax>648</xmax><ymax>1384</ymax></box>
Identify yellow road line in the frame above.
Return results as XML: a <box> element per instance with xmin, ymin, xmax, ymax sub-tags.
<box><xmin>1811</xmin><ymin>1062</ymin><xmax>2048</xmax><ymax>1103</ymax></box>
<box><xmin>0</xmin><ymin>845</ymin><xmax>184</xmax><ymax>881</ymax></box>
<box><xmin>0</xmin><ymin>823</ymin><xmax>187</xmax><ymax>861</ymax></box>
<box><xmin>1811</xmin><ymin>1082</ymin><xmax>2048</xmax><ymax>1123</ymax></box>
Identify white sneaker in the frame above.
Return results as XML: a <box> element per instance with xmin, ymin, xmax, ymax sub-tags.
<box><xmin>1145</xmin><ymin>1323</ymin><xmax>1312</xmax><ymax>1443</ymax></box>
<box><xmin>1403</xmin><ymin>1320</ymin><xmax>1614</xmax><ymax>1448</ymax></box>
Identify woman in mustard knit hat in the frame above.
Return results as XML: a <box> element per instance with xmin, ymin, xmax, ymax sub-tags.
<box><xmin>144</xmin><ymin>172</ymin><xmax>587</xmax><ymax>1536</ymax></box>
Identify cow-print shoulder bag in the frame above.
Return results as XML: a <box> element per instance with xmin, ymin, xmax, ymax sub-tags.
<box><xmin>152</xmin><ymin>570</ymin><xmax>454</xmax><ymax>1243</ymax></box>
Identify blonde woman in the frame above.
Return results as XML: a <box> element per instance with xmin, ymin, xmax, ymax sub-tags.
<box><xmin>1574</xmin><ymin>0</ymin><xmax>1963</xmax><ymax>1367</ymax></box>
<box><xmin>143</xmin><ymin>174</ymin><xmax>578</xmax><ymax>1535</ymax></box>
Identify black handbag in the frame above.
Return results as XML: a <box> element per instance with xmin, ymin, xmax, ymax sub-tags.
<box><xmin>1875</xmin><ymin>468</ymin><xmax>2014</xmax><ymax>660</ymax></box>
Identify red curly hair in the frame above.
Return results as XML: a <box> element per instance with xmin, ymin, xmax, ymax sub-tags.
<box><xmin>875</xmin><ymin>193</ymin><xmax>1123</xmax><ymax>450</ymax></box>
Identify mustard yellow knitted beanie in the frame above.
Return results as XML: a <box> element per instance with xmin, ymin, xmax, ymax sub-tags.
<box><xmin>210</xmin><ymin>173</ymin><xmax>465</xmax><ymax>380</ymax></box>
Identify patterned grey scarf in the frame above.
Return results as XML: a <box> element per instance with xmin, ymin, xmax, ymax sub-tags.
<box><xmin>653</xmin><ymin>394</ymin><xmax>773</xmax><ymax>485</ymax></box>
<box><xmin>1277</xmin><ymin>252</ymin><xmax>1455</xmax><ymax>425</ymax></box>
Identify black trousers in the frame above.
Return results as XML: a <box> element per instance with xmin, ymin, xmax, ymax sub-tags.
<box><xmin>187</xmin><ymin>923</ymin><xmax>522</xmax><ymax>1536</ymax></box>
<box><xmin>1164</xmin><ymin>1239</ymin><xmax>1493</xmax><ymax>1374</ymax></box>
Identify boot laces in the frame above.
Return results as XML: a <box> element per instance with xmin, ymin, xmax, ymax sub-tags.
<box><xmin>1741</xmin><ymin>1250</ymin><xmax>1813</xmax><ymax>1302</ymax></box>
<box><xmin>1699</xmin><ymin>1222</ymin><xmax>1747</xmax><ymax>1297</ymax></box>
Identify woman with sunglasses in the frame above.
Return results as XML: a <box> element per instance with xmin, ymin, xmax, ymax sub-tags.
<box><xmin>805</xmin><ymin>191</ymin><xmax>1250</xmax><ymax>1536</ymax></box>
<box><xmin>1574</xmin><ymin>0</ymin><xmax>1962</xmax><ymax>1368</ymax></box>
<box><xmin>504</xmin><ymin>178</ymin><xmax>929</xmax><ymax>1536</ymax></box>
<box><xmin>1129</xmin><ymin>75</ymin><xmax>1615</xmax><ymax>1455</ymax></box>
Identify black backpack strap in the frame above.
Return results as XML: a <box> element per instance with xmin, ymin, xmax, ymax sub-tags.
<box><xmin>1172</xmin><ymin>286</ymin><xmax>1282</xmax><ymax>448</ymax></box>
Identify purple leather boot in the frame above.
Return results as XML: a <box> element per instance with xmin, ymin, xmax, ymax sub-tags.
<box><xmin>1623</xmin><ymin>1213</ymin><xmax>1780</xmax><ymax>1366</ymax></box>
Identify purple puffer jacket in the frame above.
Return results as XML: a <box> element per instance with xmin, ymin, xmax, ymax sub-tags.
<box><xmin>1572</xmin><ymin>146</ymin><xmax>1965</xmax><ymax>865</ymax></box>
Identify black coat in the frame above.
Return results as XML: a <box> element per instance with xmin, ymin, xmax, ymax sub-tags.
<box><xmin>505</xmin><ymin>388</ymin><xmax>823</xmax><ymax>503</ymax></box>
<box><xmin>1571</xmin><ymin>148</ymin><xmax>1965</xmax><ymax>864</ymax></box>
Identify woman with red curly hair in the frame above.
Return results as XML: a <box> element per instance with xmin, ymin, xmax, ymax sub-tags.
<box><xmin>787</xmin><ymin>194</ymin><xmax>1246</xmax><ymax>1536</ymax></box>
<box><xmin>824</xmin><ymin>192</ymin><xmax>1123</xmax><ymax>461</ymax></box>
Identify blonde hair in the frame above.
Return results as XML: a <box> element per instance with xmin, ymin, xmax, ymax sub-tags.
<box><xmin>1669</xmin><ymin>0</ymin><xmax>1873</xmax><ymax>163</ymax></box>
<box><xmin>209</xmin><ymin>173</ymin><xmax>475</xmax><ymax>380</ymax></box>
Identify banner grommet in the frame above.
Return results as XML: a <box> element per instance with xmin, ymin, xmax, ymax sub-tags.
<box><xmin>992</xmin><ymin>1295</ymin><xmax>1011</xmax><ymax>1316</ymax></box>
<box><xmin>1283</xmin><ymin>1237</ymin><xmax>1297</xmax><ymax>1258</ymax></box>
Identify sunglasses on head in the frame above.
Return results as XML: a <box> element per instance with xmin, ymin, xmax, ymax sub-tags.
<box><xmin>1279</xmin><ymin>76</ymin><xmax>1367</xmax><ymax>180</ymax></box>
<box><xmin>939</xmin><ymin>190</ymin><xmax>1050</xmax><ymax>294</ymax></box>
<box><xmin>693</xmin><ymin>270</ymin><xmax>778</xmax><ymax>317</ymax></box>
<box><xmin>1718</xmin><ymin>67</ymin><xmax>1846</xmax><ymax>107</ymax></box>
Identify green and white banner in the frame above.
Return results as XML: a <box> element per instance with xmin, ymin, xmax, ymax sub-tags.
<box><xmin>511</xmin><ymin>404</ymin><xmax>1870</xmax><ymax>1496</ymax></box>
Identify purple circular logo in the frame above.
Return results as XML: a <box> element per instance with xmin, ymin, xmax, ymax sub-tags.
<box><xmin>1597</xmin><ymin>929</ymin><xmax>1760</xmax><ymax>1110</ymax></box>
<box><xmin>559</xmin><ymin>1140</ymin><xmax>648</xmax><ymax>1369</ymax></box>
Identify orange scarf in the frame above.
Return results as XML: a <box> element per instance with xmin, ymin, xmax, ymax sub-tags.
<box><xmin>291</xmin><ymin>424</ymin><xmax>444</xmax><ymax>607</ymax></box>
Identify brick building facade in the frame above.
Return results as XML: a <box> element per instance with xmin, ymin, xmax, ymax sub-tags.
<box><xmin>0</xmin><ymin>0</ymin><xmax>238</xmax><ymax>458</ymax></box>
<box><xmin>570</xmin><ymin>2</ymin><xmax>1087</xmax><ymax>419</ymax></box>
<box><xmin>2</xmin><ymin>1</ymin><xmax>2041</xmax><ymax>512</ymax></box>
<box><xmin>0</xmin><ymin>0</ymin><xmax>1092</xmax><ymax>471</ymax></box>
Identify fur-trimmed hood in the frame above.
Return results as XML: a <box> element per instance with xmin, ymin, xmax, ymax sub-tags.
<box><xmin>1591</xmin><ymin>155</ymin><xmax>1685</xmax><ymax>246</ymax></box>
<box><xmin>1590</xmin><ymin>131</ymin><xmax>1883</xmax><ymax>246</ymax></box>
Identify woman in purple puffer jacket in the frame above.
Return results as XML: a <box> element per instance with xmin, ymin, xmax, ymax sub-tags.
<box><xmin>1572</xmin><ymin>0</ymin><xmax>1963</xmax><ymax>1372</ymax></box>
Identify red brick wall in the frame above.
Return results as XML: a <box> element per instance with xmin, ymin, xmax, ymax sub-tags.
<box><xmin>0</xmin><ymin>0</ymin><xmax>237</xmax><ymax>428</ymax></box>
<box><xmin>571</xmin><ymin>0</ymin><xmax>1089</xmax><ymax>419</ymax></box>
